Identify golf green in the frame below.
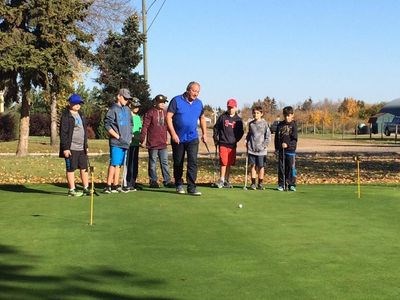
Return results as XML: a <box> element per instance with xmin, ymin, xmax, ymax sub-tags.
<box><xmin>0</xmin><ymin>184</ymin><xmax>399</xmax><ymax>299</ymax></box>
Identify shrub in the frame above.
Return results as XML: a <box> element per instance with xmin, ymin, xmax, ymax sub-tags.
<box><xmin>30</xmin><ymin>113</ymin><xmax>51</xmax><ymax>136</ymax></box>
<box><xmin>0</xmin><ymin>112</ymin><xmax>19</xmax><ymax>141</ymax></box>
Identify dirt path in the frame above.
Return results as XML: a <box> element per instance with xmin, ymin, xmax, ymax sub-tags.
<box><xmin>199</xmin><ymin>129</ymin><xmax>400</xmax><ymax>156</ymax></box>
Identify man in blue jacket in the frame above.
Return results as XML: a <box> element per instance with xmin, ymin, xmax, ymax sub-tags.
<box><xmin>166</xmin><ymin>82</ymin><xmax>208</xmax><ymax>196</ymax></box>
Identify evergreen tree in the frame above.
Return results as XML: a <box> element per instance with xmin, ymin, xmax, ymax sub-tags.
<box><xmin>0</xmin><ymin>0</ymin><xmax>93</xmax><ymax>154</ymax></box>
<box><xmin>96</xmin><ymin>14</ymin><xmax>150</xmax><ymax>111</ymax></box>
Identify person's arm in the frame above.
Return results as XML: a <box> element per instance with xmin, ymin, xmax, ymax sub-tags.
<box><xmin>274</xmin><ymin>123</ymin><xmax>280</xmax><ymax>151</ymax></box>
<box><xmin>213</xmin><ymin>115</ymin><xmax>221</xmax><ymax>145</ymax></box>
<box><xmin>104</xmin><ymin>108</ymin><xmax>120</xmax><ymax>139</ymax></box>
<box><xmin>235</xmin><ymin>119</ymin><xmax>244</xmax><ymax>142</ymax></box>
<box><xmin>140</xmin><ymin>111</ymin><xmax>151</xmax><ymax>145</ymax></box>
<box><xmin>166</xmin><ymin>111</ymin><xmax>179</xmax><ymax>144</ymax></box>
<box><xmin>288</xmin><ymin>121</ymin><xmax>298</xmax><ymax>150</ymax></box>
<box><xmin>59</xmin><ymin>112</ymin><xmax>71</xmax><ymax>157</ymax></box>
<box><xmin>199</xmin><ymin>114</ymin><xmax>207</xmax><ymax>143</ymax></box>
<box><xmin>263</xmin><ymin>122</ymin><xmax>271</xmax><ymax>148</ymax></box>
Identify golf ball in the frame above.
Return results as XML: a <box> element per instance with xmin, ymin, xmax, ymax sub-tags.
<box><xmin>238</xmin><ymin>204</ymin><xmax>243</xmax><ymax>208</ymax></box>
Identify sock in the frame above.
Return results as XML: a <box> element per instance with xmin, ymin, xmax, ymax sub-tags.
<box><xmin>220</xmin><ymin>177</ymin><xmax>224</xmax><ymax>182</ymax></box>
<box><xmin>251</xmin><ymin>178</ymin><xmax>256</xmax><ymax>184</ymax></box>
<box><xmin>258</xmin><ymin>179</ymin><xmax>263</xmax><ymax>184</ymax></box>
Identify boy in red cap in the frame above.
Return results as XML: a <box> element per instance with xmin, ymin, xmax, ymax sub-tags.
<box><xmin>213</xmin><ymin>98</ymin><xmax>244</xmax><ymax>188</ymax></box>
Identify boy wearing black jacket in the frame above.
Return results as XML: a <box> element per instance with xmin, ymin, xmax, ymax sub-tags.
<box><xmin>59</xmin><ymin>94</ymin><xmax>89</xmax><ymax>197</ymax></box>
<box><xmin>274</xmin><ymin>106</ymin><xmax>298</xmax><ymax>191</ymax></box>
<box><xmin>213</xmin><ymin>98</ymin><xmax>244</xmax><ymax>188</ymax></box>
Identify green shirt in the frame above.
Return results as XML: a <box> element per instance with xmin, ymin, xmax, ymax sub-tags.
<box><xmin>132</xmin><ymin>114</ymin><xmax>142</xmax><ymax>146</ymax></box>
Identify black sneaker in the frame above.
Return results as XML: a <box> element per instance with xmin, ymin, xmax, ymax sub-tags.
<box><xmin>188</xmin><ymin>189</ymin><xmax>202</xmax><ymax>196</ymax></box>
<box><xmin>223</xmin><ymin>181</ymin><xmax>233</xmax><ymax>188</ymax></box>
<box><xmin>257</xmin><ymin>184</ymin><xmax>265</xmax><ymax>190</ymax></box>
<box><xmin>164</xmin><ymin>181</ymin><xmax>175</xmax><ymax>188</ymax></box>
<box><xmin>121</xmin><ymin>186</ymin><xmax>131</xmax><ymax>193</ymax></box>
<box><xmin>111</xmin><ymin>186</ymin><xmax>120</xmax><ymax>193</ymax></box>
<box><xmin>83</xmin><ymin>187</ymin><xmax>91</xmax><ymax>196</ymax></box>
<box><xmin>103</xmin><ymin>186</ymin><xmax>112</xmax><ymax>194</ymax></box>
<box><xmin>149</xmin><ymin>181</ymin><xmax>160</xmax><ymax>188</ymax></box>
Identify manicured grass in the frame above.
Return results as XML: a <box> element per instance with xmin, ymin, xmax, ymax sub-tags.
<box><xmin>1</xmin><ymin>184</ymin><xmax>400</xmax><ymax>299</ymax></box>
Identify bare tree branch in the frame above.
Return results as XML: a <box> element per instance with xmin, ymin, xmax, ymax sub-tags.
<box><xmin>82</xmin><ymin>0</ymin><xmax>137</xmax><ymax>43</ymax></box>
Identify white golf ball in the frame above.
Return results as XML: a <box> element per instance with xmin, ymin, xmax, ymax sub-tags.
<box><xmin>238</xmin><ymin>204</ymin><xmax>243</xmax><ymax>208</ymax></box>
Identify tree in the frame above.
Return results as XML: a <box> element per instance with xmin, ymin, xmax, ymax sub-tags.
<box><xmin>338</xmin><ymin>97</ymin><xmax>360</xmax><ymax>118</ymax></box>
<box><xmin>300</xmin><ymin>97</ymin><xmax>313</xmax><ymax>112</ymax></box>
<box><xmin>0</xmin><ymin>0</ymin><xmax>93</xmax><ymax>155</ymax></box>
<box><xmin>0</xmin><ymin>0</ymin><xmax>43</xmax><ymax>156</ymax></box>
<box><xmin>96</xmin><ymin>13</ymin><xmax>150</xmax><ymax>111</ymax></box>
<box><xmin>33</xmin><ymin>1</ymin><xmax>93</xmax><ymax>146</ymax></box>
<box><xmin>84</xmin><ymin>0</ymin><xmax>133</xmax><ymax>43</ymax></box>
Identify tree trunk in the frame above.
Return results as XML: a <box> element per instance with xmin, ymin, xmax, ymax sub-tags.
<box><xmin>50</xmin><ymin>93</ymin><xmax>58</xmax><ymax>146</ymax></box>
<box><xmin>16</xmin><ymin>81</ymin><xmax>30</xmax><ymax>157</ymax></box>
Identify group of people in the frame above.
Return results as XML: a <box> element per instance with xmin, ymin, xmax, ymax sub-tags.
<box><xmin>212</xmin><ymin>101</ymin><xmax>298</xmax><ymax>191</ymax></box>
<box><xmin>59</xmin><ymin>81</ymin><xmax>298</xmax><ymax>197</ymax></box>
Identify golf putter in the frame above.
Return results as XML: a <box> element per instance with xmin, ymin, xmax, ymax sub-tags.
<box><xmin>87</xmin><ymin>157</ymin><xmax>100</xmax><ymax>196</ymax></box>
<box><xmin>282</xmin><ymin>147</ymin><xmax>287</xmax><ymax>191</ymax></box>
<box><xmin>243</xmin><ymin>152</ymin><xmax>248</xmax><ymax>190</ymax></box>
<box><xmin>204</xmin><ymin>141</ymin><xmax>217</xmax><ymax>187</ymax></box>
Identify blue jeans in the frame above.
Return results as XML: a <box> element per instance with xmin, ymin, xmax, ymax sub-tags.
<box><xmin>148</xmin><ymin>148</ymin><xmax>171</xmax><ymax>184</ymax></box>
<box><xmin>278</xmin><ymin>151</ymin><xmax>296</xmax><ymax>188</ymax></box>
<box><xmin>171</xmin><ymin>139</ymin><xmax>199</xmax><ymax>192</ymax></box>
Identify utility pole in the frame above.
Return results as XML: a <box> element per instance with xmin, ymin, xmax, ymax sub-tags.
<box><xmin>142</xmin><ymin>0</ymin><xmax>148</xmax><ymax>82</ymax></box>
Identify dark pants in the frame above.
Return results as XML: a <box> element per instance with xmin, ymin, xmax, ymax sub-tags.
<box><xmin>125</xmin><ymin>145</ymin><xmax>139</xmax><ymax>187</ymax></box>
<box><xmin>278</xmin><ymin>151</ymin><xmax>296</xmax><ymax>188</ymax></box>
<box><xmin>171</xmin><ymin>139</ymin><xmax>199</xmax><ymax>192</ymax></box>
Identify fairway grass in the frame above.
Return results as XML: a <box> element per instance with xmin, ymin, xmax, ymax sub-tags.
<box><xmin>1</xmin><ymin>184</ymin><xmax>400</xmax><ymax>299</ymax></box>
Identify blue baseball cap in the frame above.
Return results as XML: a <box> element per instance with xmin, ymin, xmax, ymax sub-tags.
<box><xmin>68</xmin><ymin>94</ymin><xmax>84</xmax><ymax>105</ymax></box>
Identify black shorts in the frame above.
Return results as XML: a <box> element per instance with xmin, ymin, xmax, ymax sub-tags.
<box><xmin>65</xmin><ymin>150</ymin><xmax>88</xmax><ymax>172</ymax></box>
<box><xmin>248</xmin><ymin>154</ymin><xmax>266</xmax><ymax>168</ymax></box>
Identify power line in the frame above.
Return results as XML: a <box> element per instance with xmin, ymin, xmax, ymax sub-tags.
<box><xmin>146</xmin><ymin>0</ymin><xmax>167</xmax><ymax>33</ymax></box>
<box><xmin>147</xmin><ymin>0</ymin><xmax>158</xmax><ymax>13</ymax></box>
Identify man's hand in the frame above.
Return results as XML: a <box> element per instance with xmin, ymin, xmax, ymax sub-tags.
<box><xmin>119</xmin><ymin>137</ymin><xmax>131</xmax><ymax>148</ymax></box>
<box><xmin>201</xmin><ymin>134</ymin><xmax>207</xmax><ymax>144</ymax></box>
<box><xmin>63</xmin><ymin>150</ymin><xmax>71</xmax><ymax>158</ymax></box>
<box><xmin>171</xmin><ymin>133</ymin><xmax>180</xmax><ymax>144</ymax></box>
<box><xmin>282</xmin><ymin>142</ymin><xmax>288</xmax><ymax>149</ymax></box>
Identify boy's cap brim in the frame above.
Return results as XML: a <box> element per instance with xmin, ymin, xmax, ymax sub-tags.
<box><xmin>119</xmin><ymin>88</ymin><xmax>132</xmax><ymax>99</ymax></box>
<box><xmin>131</xmin><ymin>97</ymin><xmax>141</xmax><ymax>107</ymax></box>
<box><xmin>153</xmin><ymin>94</ymin><xmax>168</xmax><ymax>103</ymax></box>
<box><xmin>227</xmin><ymin>98</ymin><xmax>237</xmax><ymax>108</ymax></box>
<box><xmin>68</xmin><ymin>94</ymin><xmax>84</xmax><ymax>105</ymax></box>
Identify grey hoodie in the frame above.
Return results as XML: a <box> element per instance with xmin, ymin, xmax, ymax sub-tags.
<box><xmin>104</xmin><ymin>103</ymin><xmax>132</xmax><ymax>149</ymax></box>
<box><xmin>246</xmin><ymin>119</ymin><xmax>271</xmax><ymax>156</ymax></box>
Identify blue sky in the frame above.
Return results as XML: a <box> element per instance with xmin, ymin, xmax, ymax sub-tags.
<box><xmin>99</xmin><ymin>0</ymin><xmax>400</xmax><ymax>109</ymax></box>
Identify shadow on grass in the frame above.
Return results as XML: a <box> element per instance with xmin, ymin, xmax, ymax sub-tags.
<box><xmin>0</xmin><ymin>244</ymin><xmax>177</xmax><ymax>300</ymax></box>
<box><xmin>0</xmin><ymin>185</ymin><xmax>65</xmax><ymax>195</ymax></box>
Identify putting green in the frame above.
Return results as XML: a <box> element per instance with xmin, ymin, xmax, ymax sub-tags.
<box><xmin>0</xmin><ymin>184</ymin><xmax>399</xmax><ymax>299</ymax></box>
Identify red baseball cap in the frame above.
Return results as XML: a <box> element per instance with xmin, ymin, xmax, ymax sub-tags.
<box><xmin>227</xmin><ymin>98</ymin><xmax>237</xmax><ymax>108</ymax></box>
